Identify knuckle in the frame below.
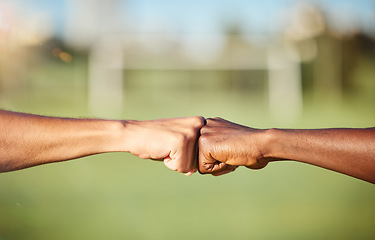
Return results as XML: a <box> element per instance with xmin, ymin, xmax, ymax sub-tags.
<box><xmin>206</xmin><ymin>118</ymin><xmax>215</xmax><ymax>124</ymax></box>
<box><xmin>199</xmin><ymin>126</ymin><xmax>206</xmax><ymax>135</ymax></box>
<box><xmin>198</xmin><ymin>134</ymin><xmax>210</xmax><ymax>147</ymax></box>
<box><xmin>174</xmin><ymin>132</ymin><xmax>189</xmax><ymax>144</ymax></box>
<box><xmin>185</xmin><ymin>128</ymin><xmax>197</xmax><ymax>140</ymax></box>
<box><xmin>205</xmin><ymin>117</ymin><xmax>221</xmax><ymax>126</ymax></box>
<box><xmin>198</xmin><ymin>163</ymin><xmax>210</xmax><ymax>174</ymax></box>
<box><xmin>180</xmin><ymin>127</ymin><xmax>199</xmax><ymax>143</ymax></box>
<box><xmin>199</xmin><ymin>125</ymin><xmax>211</xmax><ymax>135</ymax></box>
<box><xmin>193</xmin><ymin>116</ymin><xmax>206</xmax><ymax>128</ymax></box>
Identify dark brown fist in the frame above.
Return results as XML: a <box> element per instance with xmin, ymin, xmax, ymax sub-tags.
<box><xmin>198</xmin><ymin>117</ymin><xmax>269</xmax><ymax>176</ymax></box>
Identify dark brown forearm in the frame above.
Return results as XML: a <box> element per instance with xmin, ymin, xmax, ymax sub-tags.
<box><xmin>262</xmin><ymin>128</ymin><xmax>375</xmax><ymax>183</ymax></box>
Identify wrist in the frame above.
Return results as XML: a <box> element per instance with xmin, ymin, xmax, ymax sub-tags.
<box><xmin>114</xmin><ymin>119</ymin><xmax>143</xmax><ymax>154</ymax></box>
<box><xmin>99</xmin><ymin>119</ymin><xmax>130</xmax><ymax>153</ymax></box>
<box><xmin>257</xmin><ymin>128</ymin><xmax>284</xmax><ymax>161</ymax></box>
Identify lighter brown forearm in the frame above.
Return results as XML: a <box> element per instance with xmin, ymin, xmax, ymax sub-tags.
<box><xmin>0</xmin><ymin>110</ymin><xmax>125</xmax><ymax>172</ymax></box>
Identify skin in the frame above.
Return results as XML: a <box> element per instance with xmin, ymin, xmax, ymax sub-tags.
<box><xmin>198</xmin><ymin>117</ymin><xmax>375</xmax><ymax>184</ymax></box>
<box><xmin>0</xmin><ymin>110</ymin><xmax>205</xmax><ymax>175</ymax></box>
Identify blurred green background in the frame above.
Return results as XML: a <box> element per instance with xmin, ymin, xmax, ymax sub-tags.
<box><xmin>1</xmin><ymin>0</ymin><xmax>375</xmax><ymax>239</ymax></box>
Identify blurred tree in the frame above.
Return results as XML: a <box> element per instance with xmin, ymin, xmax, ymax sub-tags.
<box><xmin>312</xmin><ymin>29</ymin><xmax>342</xmax><ymax>101</ymax></box>
<box><xmin>284</xmin><ymin>2</ymin><xmax>375</xmax><ymax>101</ymax></box>
<box><xmin>342</xmin><ymin>32</ymin><xmax>375</xmax><ymax>92</ymax></box>
<box><xmin>216</xmin><ymin>22</ymin><xmax>267</xmax><ymax>92</ymax></box>
<box><xmin>283</xmin><ymin>3</ymin><xmax>342</xmax><ymax>101</ymax></box>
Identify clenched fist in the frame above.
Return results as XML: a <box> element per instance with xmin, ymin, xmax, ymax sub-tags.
<box><xmin>198</xmin><ymin>118</ymin><xmax>269</xmax><ymax>176</ymax></box>
<box><xmin>198</xmin><ymin>117</ymin><xmax>375</xmax><ymax>184</ymax></box>
<box><xmin>124</xmin><ymin>116</ymin><xmax>206</xmax><ymax>175</ymax></box>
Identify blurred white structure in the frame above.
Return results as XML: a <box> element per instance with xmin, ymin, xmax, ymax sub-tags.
<box><xmin>64</xmin><ymin>0</ymin><xmax>126</xmax><ymax>117</ymax></box>
<box><xmin>88</xmin><ymin>34</ymin><xmax>303</xmax><ymax>122</ymax></box>
<box><xmin>63</xmin><ymin>0</ymin><xmax>303</xmax><ymax>121</ymax></box>
<box><xmin>88</xmin><ymin>36</ymin><xmax>124</xmax><ymax>117</ymax></box>
<box><xmin>267</xmin><ymin>44</ymin><xmax>302</xmax><ymax>123</ymax></box>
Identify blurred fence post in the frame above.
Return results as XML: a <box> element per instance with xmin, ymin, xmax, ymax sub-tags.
<box><xmin>88</xmin><ymin>36</ymin><xmax>124</xmax><ymax>117</ymax></box>
<box><xmin>267</xmin><ymin>45</ymin><xmax>303</xmax><ymax>123</ymax></box>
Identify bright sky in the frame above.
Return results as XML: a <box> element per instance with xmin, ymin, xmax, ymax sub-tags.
<box><xmin>2</xmin><ymin>0</ymin><xmax>375</xmax><ymax>36</ymax></box>
<box><xmin>126</xmin><ymin>0</ymin><xmax>375</xmax><ymax>34</ymax></box>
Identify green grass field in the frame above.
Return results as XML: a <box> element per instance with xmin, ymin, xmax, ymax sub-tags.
<box><xmin>0</xmin><ymin>59</ymin><xmax>375</xmax><ymax>240</ymax></box>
